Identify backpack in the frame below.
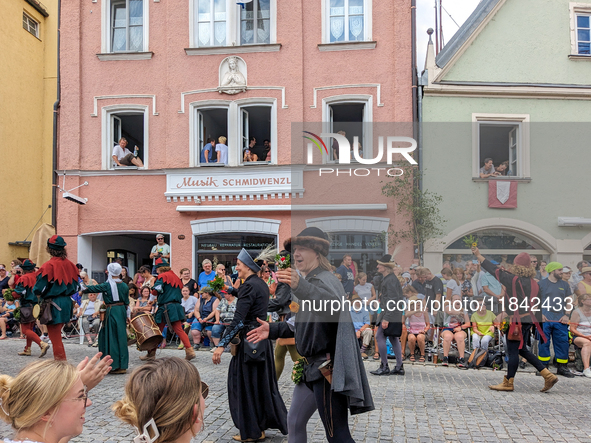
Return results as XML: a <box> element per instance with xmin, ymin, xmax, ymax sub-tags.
<box><xmin>467</xmin><ymin>348</ymin><xmax>488</xmax><ymax>369</ymax></box>
<box><xmin>487</xmin><ymin>350</ymin><xmax>504</xmax><ymax>370</ymax></box>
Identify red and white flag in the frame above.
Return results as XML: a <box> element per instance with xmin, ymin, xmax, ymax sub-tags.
<box><xmin>488</xmin><ymin>180</ymin><xmax>517</xmax><ymax>208</ymax></box>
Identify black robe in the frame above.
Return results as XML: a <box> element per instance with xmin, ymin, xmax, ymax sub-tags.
<box><xmin>218</xmin><ymin>274</ymin><xmax>288</xmax><ymax>439</ymax></box>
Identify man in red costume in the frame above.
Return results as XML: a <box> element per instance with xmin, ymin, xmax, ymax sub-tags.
<box><xmin>141</xmin><ymin>258</ymin><xmax>195</xmax><ymax>361</ymax></box>
<box><xmin>14</xmin><ymin>259</ymin><xmax>50</xmax><ymax>357</ymax></box>
<box><xmin>33</xmin><ymin>235</ymin><xmax>80</xmax><ymax>360</ymax></box>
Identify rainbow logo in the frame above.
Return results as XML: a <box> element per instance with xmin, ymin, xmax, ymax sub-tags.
<box><xmin>302</xmin><ymin>131</ymin><xmax>328</xmax><ymax>155</ymax></box>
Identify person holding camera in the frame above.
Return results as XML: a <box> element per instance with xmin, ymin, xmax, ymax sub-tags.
<box><xmin>150</xmin><ymin>234</ymin><xmax>170</xmax><ymax>274</ymax></box>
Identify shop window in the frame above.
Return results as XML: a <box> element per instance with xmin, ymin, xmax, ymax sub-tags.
<box><xmin>195</xmin><ymin>107</ymin><xmax>229</xmax><ymax>165</ymax></box>
<box><xmin>110</xmin><ymin>0</ymin><xmax>145</xmax><ymax>52</ymax></box>
<box><xmin>473</xmin><ymin>114</ymin><xmax>530</xmax><ymax>179</ymax></box>
<box><xmin>325</xmin><ymin>0</ymin><xmax>370</xmax><ymax>43</ymax></box>
<box><xmin>327</xmin><ymin>232</ymin><xmax>385</xmax><ymax>277</ymax></box>
<box><xmin>240</xmin><ymin>105</ymin><xmax>272</xmax><ymax>164</ymax></box>
<box><xmin>23</xmin><ymin>12</ymin><xmax>39</xmax><ymax>38</ymax></box>
<box><xmin>328</xmin><ymin>102</ymin><xmax>365</xmax><ymax>162</ymax></box>
<box><xmin>104</xmin><ymin>107</ymin><xmax>148</xmax><ymax>169</ymax></box>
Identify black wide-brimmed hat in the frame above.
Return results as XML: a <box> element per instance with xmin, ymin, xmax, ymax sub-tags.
<box><xmin>376</xmin><ymin>254</ymin><xmax>397</xmax><ymax>268</ymax></box>
<box><xmin>284</xmin><ymin>227</ymin><xmax>330</xmax><ymax>257</ymax></box>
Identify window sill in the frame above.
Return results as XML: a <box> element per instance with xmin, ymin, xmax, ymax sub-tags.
<box><xmin>97</xmin><ymin>52</ymin><xmax>154</xmax><ymax>61</ymax></box>
<box><xmin>185</xmin><ymin>44</ymin><xmax>281</xmax><ymax>56</ymax></box>
<box><xmin>111</xmin><ymin>166</ymin><xmax>139</xmax><ymax>170</ymax></box>
<box><xmin>472</xmin><ymin>177</ymin><xmax>531</xmax><ymax>183</ymax></box>
<box><xmin>242</xmin><ymin>161</ymin><xmax>272</xmax><ymax>166</ymax></box>
<box><xmin>569</xmin><ymin>54</ymin><xmax>591</xmax><ymax>60</ymax></box>
<box><xmin>317</xmin><ymin>41</ymin><xmax>377</xmax><ymax>52</ymax></box>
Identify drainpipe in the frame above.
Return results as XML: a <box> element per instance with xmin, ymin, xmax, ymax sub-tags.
<box><xmin>51</xmin><ymin>0</ymin><xmax>61</xmax><ymax>228</ymax></box>
<box><xmin>411</xmin><ymin>0</ymin><xmax>419</xmax><ymax>261</ymax></box>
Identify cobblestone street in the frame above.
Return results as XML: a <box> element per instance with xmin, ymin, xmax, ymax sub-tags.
<box><xmin>1</xmin><ymin>338</ymin><xmax>591</xmax><ymax>443</ymax></box>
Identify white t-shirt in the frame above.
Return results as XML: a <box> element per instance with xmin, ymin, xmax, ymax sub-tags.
<box><xmin>113</xmin><ymin>144</ymin><xmax>132</xmax><ymax>160</ymax></box>
<box><xmin>354</xmin><ymin>283</ymin><xmax>373</xmax><ymax>301</ymax></box>
<box><xmin>216</xmin><ymin>143</ymin><xmax>229</xmax><ymax>165</ymax></box>
<box><xmin>445</xmin><ymin>278</ymin><xmax>462</xmax><ymax>298</ymax></box>
<box><xmin>181</xmin><ymin>295</ymin><xmax>198</xmax><ymax>314</ymax></box>
<box><xmin>151</xmin><ymin>243</ymin><xmax>171</xmax><ymax>265</ymax></box>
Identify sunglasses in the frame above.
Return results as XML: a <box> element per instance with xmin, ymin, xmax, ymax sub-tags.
<box><xmin>201</xmin><ymin>381</ymin><xmax>209</xmax><ymax>399</ymax></box>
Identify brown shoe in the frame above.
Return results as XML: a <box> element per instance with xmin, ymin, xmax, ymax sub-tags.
<box><xmin>232</xmin><ymin>432</ymin><xmax>265</xmax><ymax>442</ymax></box>
<box><xmin>109</xmin><ymin>369</ymin><xmax>127</xmax><ymax>375</ymax></box>
<box><xmin>139</xmin><ymin>349</ymin><xmax>156</xmax><ymax>361</ymax></box>
<box><xmin>38</xmin><ymin>342</ymin><xmax>50</xmax><ymax>358</ymax></box>
<box><xmin>489</xmin><ymin>376</ymin><xmax>514</xmax><ymax>391</ymax></box>
<box><xmin>540</xmin><ymin>368</ymin><xmax>559</xmax><ymax>392</ymax></box>
<box><xmin>18</xmin><ymin>347</ymin><xmax>31</xmax><ymax>356</ymax></box>
<box><xmin>185</xmin><ymin>346</ymin><xmax>196</xmax><ymax>361</ymax></box>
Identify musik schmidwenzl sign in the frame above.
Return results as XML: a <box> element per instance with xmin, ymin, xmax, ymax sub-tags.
<box><xmin>165</xmin><ymin>166</ymin><xmax>304</xmax><ymax>201</ymax></box>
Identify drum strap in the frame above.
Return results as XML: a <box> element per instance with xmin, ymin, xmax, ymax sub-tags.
<box><xmin>163</xmin><ymin>303</ymin><xmax>174</xmax><ymax>333</ymax></box>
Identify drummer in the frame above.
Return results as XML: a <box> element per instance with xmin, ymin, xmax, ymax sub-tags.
<box><xmin>141</xmin><ymin>258</ymin><xmax>195</xmax><ymax>362</ymax></box>
<box><xmin>81</xmin><ymin>262</ymin><xmax>130</xmax><ymax>374</ymax></box>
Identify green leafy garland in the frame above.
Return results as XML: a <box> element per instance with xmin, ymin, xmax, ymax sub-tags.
<box><xmin>291</xmin><ymin>360</ymin><xmax>304</xmax><ymax>384</ymax></box>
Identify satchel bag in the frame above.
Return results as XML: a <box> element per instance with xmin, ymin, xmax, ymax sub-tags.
<box><xmin>507</xmin><ymin>316</ymin><xmax>522</xmax><ymax>341</ymax></box>
<box><xmin>243</xmin><ymin>337</ymin><xmax>266</xmax><ymax>363</ymax></box>
<box><xmin>19</xmin><ymin>306</ymin><xmax>36</xmax><ymax>324</ymax></box>
<box><xmin>39</xmin><ymin>300</ymin><xmax>61</xmax><ymax>325</ymax></box>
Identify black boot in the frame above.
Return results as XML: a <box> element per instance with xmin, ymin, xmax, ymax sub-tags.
<box><xmin>370</xmin><ymin>364</ymin><xmax>390</xmax><ymax>376</ymax></box>
<box><xmin>557</xmin><ymin>363</ymin><xmax>575</xmax><ymax>378</ymax></box>
<box><xmin>390</xmin><ymin>363</ymin><xmax>405</xmax><ymax>375</ymax></box>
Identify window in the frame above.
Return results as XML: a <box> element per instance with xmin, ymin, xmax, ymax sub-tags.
<box><xmin>577</xmin><ymin>14</ymin><xmax>591</xmax><ymax>55</ymax></box>
<box><xmin>326</xmin><ymin>0</ymin><xmax>368</xmax><ymax>43</ymax></box>
<box><xmin>190</xmin><ymin>0</ymin><xmax>276</xmax><ymax>49</ymax></box>
<box><xmin>102</xmin><ymin>106</ymin><xmax>149</xmax><ymax>170</ymax></box>
<box><xmin>23</xmin><ymin>12</ymin><xmax>39</xmax><ymax>38</ymax></box>
<box><xmin>111</xmin><ymin>0</ymin><xmax>144</xmax><ymax>52</ymax></box>
<box><xmin>240</xmin><ymin>0</ymin><xmax>270</xmax><ymax>45</ymax></box>
<box><xmin>196</xmin><ymin>0</ymin><xmax>227</xmax><ymax>47</ymax></box>
<box><xmin>240</xmin><ymin>105</ymin><xmax>272</xmax><ymax>164</ymax></box>
<box><xmin>327</xmin><ymin>102</ymin><xmax>366</xmax><ymax>162</ymax></box>
<box><xmin>472</xmin><ymin>114</ymin><xmax>530</xmax><ymax>179</ymax></box>
<box><xmin>191</xmin><ymin>100</ymin><xmax>276</xmax><ymax>166</ymax></box>
<box><xmin>195</xmin><ymin>108</ymin><xmax>229</xmax><ymax>164</ymax></box>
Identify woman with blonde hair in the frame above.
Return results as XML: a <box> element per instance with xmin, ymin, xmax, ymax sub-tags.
<box><xmin>113</xmin><ymin>357</ymin><xmax>207</xmax><ymax>443</ymax></box>
<box><xmin>0</xmin><ymin>354</ymin><xmax>112</xmax><ymax>443</ymax></box>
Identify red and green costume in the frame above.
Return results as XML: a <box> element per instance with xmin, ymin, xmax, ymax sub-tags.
<box><xmin>14</xmin><ymin>270</ymin><xmax>42</xmax><ymax>351</ymax></box>
<box><xmin>33</xmin><ymin>256</ymin><xmax>79</xmax><ymax>360</ymax></box>
<box><xmin>151</xmin><ymin>270</ymin><xmax>191</xmax><ymax>350</ymax></box>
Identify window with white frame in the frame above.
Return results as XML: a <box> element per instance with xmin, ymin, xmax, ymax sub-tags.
<box><xmin>23</xmin><ymin>12</ymin><xmax>39</xmax><ymax>38</ymax></box>
<box><xmin>196</xmin><ymin>0</ymin><xmax>227</xmax><ymax>47</ymax></box>
<box><xmin>473</xmin><ymin>115</ymin><xmax>530</xmax><ymax>179</ymax></box>
<box><xmin>111</xmin><ymin>0</ymin><xmax>144</xmax><ymax>52</ymax></box>
<box><xmin>576</xmin><ymin>14</ymin><xmax>591</xmax><ymax>55</ymax></box>
<box><xmin>191</xmin><ymin>101</ymin><xmax>276</xmax><ymax>166</ymax></box>
<box><xmin>191</xmin><ymin>0</ymin><xmax>276</xmax><ymax>48</ymax></box>
<box><xmin>103</xmin><ymin>107</ymin><xmax>148</xmax><ymax>170</ymax></box>
<box><xmin>326</xmin><ymin>0</ymin><xmax>368</xmax><ymax>43</ymax></box>
<box><xmin>240</xmin><ymin>0</ymin><xmax>270</xmax><ymax>45</ymax></box>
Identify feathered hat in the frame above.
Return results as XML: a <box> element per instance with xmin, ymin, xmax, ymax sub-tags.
<box><xmin>237</xmin><ymin>244</ymin><xmax>277</xmax><ymax>273</ymax></box>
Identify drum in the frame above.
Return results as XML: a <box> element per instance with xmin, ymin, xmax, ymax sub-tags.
<box><xmin>130</xmin><ymin>313</ymin><xmax>163</xmax><ymax>351</ymax></box>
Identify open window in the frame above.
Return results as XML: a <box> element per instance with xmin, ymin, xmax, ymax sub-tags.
<box><xmin>240</xmin><ymin>105</ymin><xmax>272</xmax><ymax>164</ymax></box>
<box><xmin>103</xmin><ymin>106</ymin><xmax>148</xmax><ymax>170</ymax></box>
<box><xmin>195</xmin><ymin>108</ymin><xmax>228</xmax><ymax>165</ymax></box>
<box><xmin>478</xmin><ymin>123</ymin><xmax>520</xmax><ymax>177</ymax></box>
<box><xmin>473</xmin><ymin>114</ymin><xmax>530</xmax><ymax>179</ymax></box>
<box><xmin>328</xmin><ymin>102</ymin><xmax>365</xmax><ymax>162</ymax></box>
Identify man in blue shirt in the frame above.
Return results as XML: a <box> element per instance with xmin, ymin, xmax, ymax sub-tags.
<box><xmin>198</xmin><ymin>259</ymin><xmax>216</xmax><ymax>290</ymax></box>
<box><xmin>336</xmin><ymin>255</ymin><xmax>355</xmax><ymax>297</ymax></box>
<box><xmin>538</xmin><ymin>262</ymin><xmax>574</xmax><ymax>378</ymax></box>
<box><xmin>350</xmin><ymin>294</ymin><xmax>372</xmax><ymax>359</ymax></box>
<box><xmin>199</xmin><ymin>138</ymin><xmax>216</xmax><ymax>163</ymax></box>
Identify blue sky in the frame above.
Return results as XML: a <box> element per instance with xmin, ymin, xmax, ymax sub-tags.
<box><xmin>416</xmin><ymin>0</ymin><xmax>481</xmax><ymax>70</ymax></box>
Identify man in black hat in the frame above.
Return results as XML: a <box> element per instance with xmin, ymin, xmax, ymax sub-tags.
<box><xmin>247</xmin><ymin>227</ymin><xmax>374</xmax><ymax>443</ymax></box>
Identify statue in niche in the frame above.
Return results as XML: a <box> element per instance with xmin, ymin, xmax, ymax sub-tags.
<box><xmin>218</xmin><ymin>56</ymin><xmax>247</xmax><ymax>95</ymax></box>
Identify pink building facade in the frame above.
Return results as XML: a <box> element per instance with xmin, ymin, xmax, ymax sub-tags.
<box><xmin>57</xmin><ymin>0</ymin><xmax>414</xmax><ymax>281</ymax></box>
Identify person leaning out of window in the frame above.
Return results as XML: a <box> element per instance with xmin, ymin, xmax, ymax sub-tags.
<box><xmin>479</xmin><ymin>158</ymin><xmax>501</xmax><ymax>178</ymax></box>
<box><xmin>112</xmin><ymin>137</ymin><xmax>144</xmax><ymax>168</ymax></box>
